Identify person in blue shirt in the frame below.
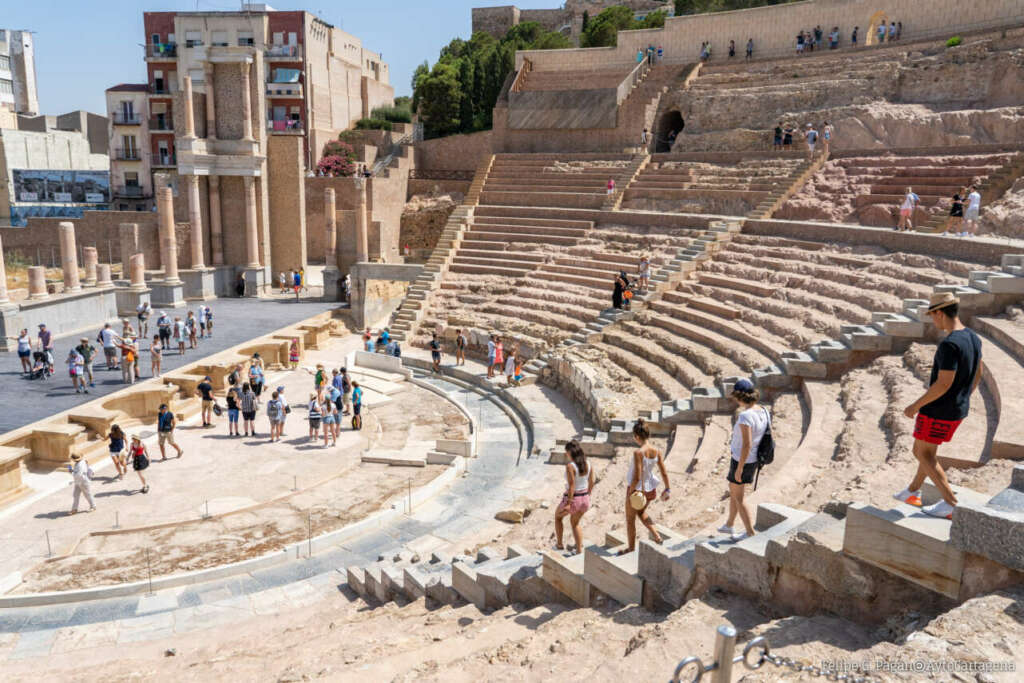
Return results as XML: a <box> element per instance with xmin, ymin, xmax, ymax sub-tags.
<box><xmin>156</xmin><ymin>403</ymin><xmax>184</xmax><ymax>460</ymax></box>
<box><xmin>352</xmin><ymin>381</ymin><xmax>363</xmax><ymax>430</ymax></box>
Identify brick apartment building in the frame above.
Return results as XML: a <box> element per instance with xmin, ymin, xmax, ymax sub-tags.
<box><xmin>107</xmin><ymin>4</ymin><xmax>393</xmax><ymax>212</ymax></box>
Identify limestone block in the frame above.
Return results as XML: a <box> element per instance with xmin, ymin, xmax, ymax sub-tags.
<box><xmin>476</xmin><ymin>554</ymin><xmax>564</xmax><ymax>609</ymax></box>
<box><xmin>0</xmin><ymin>446</ymin><xmax>31</xmax><ymax>506</ymax></box>
<box><xmin>541</xmin><ymin>551</ymin><xmax>591</xmax><ymax>607</ymax></box>
<box><xmin>871</xmin><ymin>311</ymin><xmax>926</xmax><ymax>338</ymax></box>
<box><xmin>637</xmin><ymin>536</ymin><xmax>705</xmax><ymax>609</ymax></box>
<box><xmin>843</xmin><ymin>503</ymin><xmax>963</xmax><ymax>599</ymax></box>
<box><xmin>345</xmin><ymin>566</ymin><xmax>367</xmax><ymax>597</ymax></box>
<box><xmin>839</xmin><ymin>324</ymin><xmax>893</xmax><ymax>352</ymax></box>
<box><xmin>1001</xmin><ymin>254</ymin><xmax>1024</xmax><ymax>270</ymax></box>
<box><xmin>583</xmin><ymin>544</ymin><xmax>643</xmax><ymax>606</ymax></box>
<box><xmin>753</xmin><ymin>364</ymin><xmax>789</xmax><ymax>389</ymax></box>
<box><xmin>981</xmin><ymin>273</ymin><xmax>1024</xmax><ymax>294</ymax></box>
<box><xmin>495</xmin><ymin>509</ymin><xmax>526</xmax><ymax>523</ymax></box>
<box><xmin>423</xmin><ymin>573</ymin><xmax>459</xmax><ymax>605</ymax></box>
<box><xmin>781</xmin><ymin>350</ymin><xmax>827</xmax><ymax>378</ymax></box>
<box><xmin>1013</xmin><ymin>464</ymin><xmax>1024</xmax><ymax>492</ymax></box>
<box><xmin>691</xmin><ymin>386</ymin><xmax>723</xmax><ymax>412</ymax></box>
<box><xmin>950</xmin><ymin>491</ymin><xmax>1024</xmax><ymax>573</ymax></box>
<box><xmin>361</xmin><ymin>450</ymin><xmax>426</xmax><ymax>467</ymax></box>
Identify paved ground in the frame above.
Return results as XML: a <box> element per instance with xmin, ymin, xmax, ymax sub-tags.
<box><xmin>0</xmin><ymin>297</ymin><xmax>337</xmax><ymax>433</ymax></box>
<box><xmin>0</xmin><ymin>363</ymin><xmax>559</xmax><ymax>660</ymax></box>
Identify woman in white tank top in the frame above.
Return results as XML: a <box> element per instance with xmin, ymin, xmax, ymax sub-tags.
<box><xmin>621</xmin><ymin>418</ymin><xmax>671</xmax><ymax>555</ymax></box>
<box><xmin>555</xmin><ymin>440</ymin><xmax>594</xmax><ymax>555</ymax></box>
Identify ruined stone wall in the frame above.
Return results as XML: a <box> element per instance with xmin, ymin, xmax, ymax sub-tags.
<box><xmin>218</xmin><ymin>175</ymin><xmax>249</xmax><ymax>267</ymax></box>
<box><xmin>361</xmin><ymin>76</ymin><xmax>395</xmax><ymax>120</ymax></box>
<box><xmin>471</xmin><ymin>6</ymin><xmax>521</xmax><ymax>38</ymax></box>
<box><xmin>400</xmin><ymin>194</ymin><xmax>460</xmax><ymax>252</ymax></box>
<box><xmin>414</xmin><ymin>130</ymin><xmax>492</xmax><ymax>172</ymax></box>
<box><xmin>267</xmin><ymin>135</ymin><xmax>308</xmax><ymax>273</ymax></box>
<box><xmin>406</xmin><ymin>179</ymin><xmax>471</xmax><ymax>198</ymax></box>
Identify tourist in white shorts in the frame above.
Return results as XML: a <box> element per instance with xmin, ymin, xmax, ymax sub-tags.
<box><xmin>963</xmin><ymin>185</ymin><xmax>981</xmax><ymax>237</ymax></box>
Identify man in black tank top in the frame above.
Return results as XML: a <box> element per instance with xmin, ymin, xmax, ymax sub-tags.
<box><xmin>896</xmin><ymin>293</ymin><xmax>983</xmax><ymax>520</ymax></box>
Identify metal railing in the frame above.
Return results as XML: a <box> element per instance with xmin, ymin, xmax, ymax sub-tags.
<box><xmin>408</xmin><ymin>169</ymin><xmax>474</xmax><ymax>181</ymax></box>
<box><xmin>616</xmin><ymin>57</ymin><xmax>652</xmax><ymax>104</ymax></box>
<box><xmin>267</xmin><ymin>119</ymin><xmax>304</xmax><ymax>132</ymax></box>
<box><xmin>150</xmin><ymin>153</ymin><xmax>177</xmax><ymax>167</ymax></box>
<box><xmin>111</xmin><ymin>112</ymin><xmax>142</xmax><ymax>125</ymax></box>
<box><xmin>145</xmin><ymin>43</ymin><xmax>177</xmax><ymax>59</ymax></box>
<box><xmin>148</xmin><ymin>117</ymin><xmax>174</xmax><ymax>131</ymax></box>
<box><xmin>150</xmin><ymin>86</ymin><xmax>172</xmax><ymax>96</ymax></box>
<box><xmin>114</xmin><ymin>186</ymin><xmax>148</xmax><ymax>198</ymax></box>
<box><xmin>265</xmin><ymin>83</ymin><xmax>303</xmax><ymax>97</ymax></box>
<box><xmin>265</xmin><ymin>44</ymin><xmax>302</xmax><ymax>59</ymax></box>
<box><xmin>371</xmin><ymin>133</ymin><xmax>413</xmax><ymax>177</ymax></box>
<box><xmin>113</xmin><ymin>148</ymin><xmax>142</xmax><ymax>161</ymax></box>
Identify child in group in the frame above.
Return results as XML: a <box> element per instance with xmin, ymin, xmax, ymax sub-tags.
<box><xmin>289</xmin><ymin>338</ymin><xmax>300</xmax><ymax>369</ymax></box>
<box><xmin>623</xmin><ymin>283</ymin><xmax>635</xmax><ymax>311</ymax></box>
<box><xmin>128</xmin><ymin>434</ymin><xmax>150</xmax><ymax>494</ymax></box>
<box><xmin>637</xmin><ymin>256</ymin><xmax>650</xmax><ymax>293</ymax></box>
<box><xmin>512</xmin><ymin>358</ymin><xmax>524</xmax><ymax>387</ymax></box>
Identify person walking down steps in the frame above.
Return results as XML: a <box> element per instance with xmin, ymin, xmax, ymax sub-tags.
<box><xmin>619</xmin><ymin>418</ymin><xmax>670</xmax><ymax>555</ymax></box>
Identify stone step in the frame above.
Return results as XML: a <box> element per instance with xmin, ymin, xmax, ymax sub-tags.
<box><xmin>870</xmin><ymin>311</ymin><xmax>926</xmax><ymax>338</ymax></box>
<box><xmin>693</xmin><ymin>504</ymin><xmax>815</xmax><ymax>600</ymax></box>
<box><xmin>450</xmin><ymin>552</ymin><xmax>503</xmax><ymax>610</ymax></box>
<box><xmin>475</xmin><ymin>552</ymin><xmax>564</xmax><ymax>609</ymax></box>
<box><xmin>361</xmin><ymin>450</ymin><xmax>426</xmax><ymax>467</ymax></box>
<box><xmin>638</xmin><ymin>533</ymin><xmax>712</xmax><ymax>609</ymax></box>
<box><xmin>469</xmin><ymin>222</ymin><xmax>588</xmax><ymax>238</ymax></box>
<box><xmin>839</xmin><ymin>324</ymin><xmax>893</xmax><ymax>352</ymax></box>
<box><xmin>541</xmin><ymin>550</ymin><xmax>591</xmax><ymax>606</ymax></box>
<box><xmin>583</xmin><ymin>525</ymin><xmax>679</xmax><ymax>605</ymax></box>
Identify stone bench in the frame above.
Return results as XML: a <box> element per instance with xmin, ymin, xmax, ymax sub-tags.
<box><xmin>0</xmin><ymin>446</ymin><xmax>31</xmax><ymax>507</ymax></box>
<box><xmin>468</xmin><ymin>222</ymin><xmax>587</xmax><ymax>238</ymax></box>
<box><xmin>472</xmin><ymin>215</ymin><xmax>593</xmax><ymax>230</ymax></box>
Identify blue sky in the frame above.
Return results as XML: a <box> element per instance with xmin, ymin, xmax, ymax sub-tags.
<box><xmin>7</xmin><ymin>0</ymin><xmax>562</xmax><ymax>116</ymax></box>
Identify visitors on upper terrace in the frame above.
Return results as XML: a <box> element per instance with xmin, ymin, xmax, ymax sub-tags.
<box><xmin>805</xmin><ymin>123</ymin><xmax>818</xmax><ymax>160</ymax></box>
<box><xmin>728</xmin><ymin>40</ymin><xmax>736</xmax><ymax>58</ymax></box>
<box><xmin>829</xmin><ymin>26</ymin><xmax>839</xmax><ymax>49</ymax></box>
<box><xmin>746</xmin><ymin>38</ymin><xmax>753</xmax><ymax>60</ymax></box>
<box><xmin>852</xmin><ymin>26</ymin><xmax>859</xmax><ymax>45</ymax></box>
<box><xmin>813</xmin><ymin>25</ymin><xmax>823</xmax><ymax>50</ymax></box>
<box><xmin>796</xmin><ymin>31</ymin><xmax>805</xmax><ymax>54</ymax></box>
<box><xmin>821</xmin><ymin>120</ymin><xmax>833</xmax><ymax>157</ymax></box>
<box><xmin>554</xmin><ymin>440</ymin><xmax>593</xmax><ymax>555</ymax></box>
<box><xmin>963</xmin><ymin>185</ymin><xmax>982</xmax><ymax>237</ymax></box>
<box><xmin>612</xmin><ymin>271</ymin><xmax>630</xmax><ymax>309</ymax></box>
<box><xmin>896</xmin><ymin>292</ymin><xmax>983</xmax><ymax>519</ymax></box>
<box><xmin>945</xmin><ymin>187</ymin><xmax>966</xmax><ymax>236</ymax></box>
<box><xmin>719</xmin><ymin>378</ymin><xmax>768</xmax><ymax>541</ymax></box>
<box><xmin>889</xmin><ymin>21</ymin><xmax>897</xmax><ymax>41</ymax></box>
<box><xmin>620</xmin><ymin>418</ymin><xmax>669</xmax><ymax>555</ymax></box>
<box><xmin>877</xmin><ymin>22</ymin><xmax>886</xmax><ymax>44</ymax></box>
<box><xmin>773</xmin><ymin>122</ymin><xmax>784</xmax><ymax>151</ymax></box>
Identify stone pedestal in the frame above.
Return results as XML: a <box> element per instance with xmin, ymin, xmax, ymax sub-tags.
<box><xmin>242</xmin><ymin>267</ymin><xmax>266</xmax><ymax>297</ymax></box>
<box><xmin>96</xmin><ymin>264</ymin><xmax>113</xmax><ymax>287</ymax></box>
<box><xmin>82</xmin><ymin>246</ymin><xmax>98</xmax><ymax>286</ymax></box>
<box><xmin>115</xmin><ymin>284</ymin><xmax>152</xmax><ymax>317</ymax></box>
<box><xmin>150</xmin><ymin>281</ymin><xmax>185</xmax><ymax>309</ymax></box>
<box><xmin>129</xmin><ymin>253</ymin><xmax>147</xmax><ymax>290</ymax></box>
<box><xmin>27</xmin><ymin>266</ymin><xmax>47</xmax><ymax>300</ymax></box>
<box><xmin>182</xmin><ymin>268</ymin><xmax>216</xmax><ymax>301</ymax></box>
<box><xmin>323</xmin><ymin>267</ymin><xmax>343</xmax><ymax>302</ymax></box>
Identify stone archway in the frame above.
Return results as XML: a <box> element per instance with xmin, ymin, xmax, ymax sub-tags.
<box><xmin>654</xmin><ymin>110</ymin><xmax>685</xmax><ymax>152</ymax></box>
<box><xmin>865</xmin><ymin>10</ymin><xmax>888</xmax><ymax>46</ymax></box>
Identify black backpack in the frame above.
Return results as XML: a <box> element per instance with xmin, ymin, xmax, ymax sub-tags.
<box><xmin>393</xmin><ymin>342</ymin><xmax>401</xmax><ymax>358</ymax></box>
<box><xmin>753</xmin><ymin>407</ymin><xmax>774</xmax><ymax>489</ymax></box>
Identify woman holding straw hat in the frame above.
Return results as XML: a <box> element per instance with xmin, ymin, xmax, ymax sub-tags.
<box><xmin>620</xmin><ymin>418</ymin><xmax>670</xmax><ymax>555</ymax></box>
<box><xmin>128</xmin><ymin>434</ymin><xmax>151</xmax><ymax>493</ymax></box>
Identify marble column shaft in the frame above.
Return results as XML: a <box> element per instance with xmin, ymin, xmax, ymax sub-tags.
<box><xmin>157</xmin><ymin>187</ymin><xmax>181</xmax><ymax>283</ymax></box>
<box><xmin>324</xmin><ymin>188</ymin><xmax>337</xmax><ymax>268</ymax></box>
<box><xmin>244</xmin><ymin>176</ymin><xmax>259</xmax><ymax>267</ymax></box>
<box><xmin>58</xmin><ymin>221</ymin><xmax>81</xmax><ymax>292</ymax></box>
<box><xmin>187</xmin><ymin>175</ymin><xmax>205</xmax><ymax>269</ymax></box>
<box><xmin>209</xmin><ymin>175</ymin><xmax>223</xmax><ymax>265</ymax></box>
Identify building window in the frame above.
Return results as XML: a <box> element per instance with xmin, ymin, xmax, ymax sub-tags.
<box><xmin>125</xmin><ymin>171</ymin><xmax>139</xmax><ymax>187</ymax></box>
<box><xmin>189</xmin><ymin>68</ymin><xmax>204</xmax><ymax>84</ymax></box>
<box><xmin>0</xmin><ymin>55</ymin><xmax>10</xmax><ymax>70</ymax></box>
<box><xmin>272</xmin><ymin>32</ymin><xmax>284</xmax><ymax>46</ymax></box>
<box><xmin>238</xmin><ymin>30</ymin><xmax>254</xmax><ymax>46</ymax></box>
<box><xmin>185</xmin><ymin>30</ymin><xmax>203</xmax><ymax>48</ymax></box>
<box><xmin>211</xmin><ymin>31</ymin><xmax>228</xmax><ymax>47</ymax></box>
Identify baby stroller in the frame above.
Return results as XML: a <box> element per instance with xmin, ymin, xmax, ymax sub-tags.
<box><xmin>29</xmin><ymin>350</ymin><xmax>53</xmax><ymax>380</ymax></box>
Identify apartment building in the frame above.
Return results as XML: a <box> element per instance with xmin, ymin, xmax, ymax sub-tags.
<box><xmin>0</xmin><ymin>28</ymin><xmax>40</xmax><ymax>129</ymax></box>
<box><xmin>105</xmin><ymin>84</ymin><xmax>155</xmax><ymax>212</ymax></box>
<box><xmin>140</xmin><ymin>6</ymin><xmax>392</xmax><ymax>171</ymax></box>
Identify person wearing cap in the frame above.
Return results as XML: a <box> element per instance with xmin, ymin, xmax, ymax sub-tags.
<box><xmin>896</xmin><ymin>292</ymin><xmax>983</xmax><ymax>519</ymax></box>
<box><xmin>157</xmin><ymin>403</ymin><xmax>184</xmax><ymax>460</ymax></box>
<box><xmin>136</xmin><ymin>301</ymin><xmax>152</xmax><ymax>338</ymax></box>
<box><xmin>196</xmin><ymin>375</ymin><xmax>215</xmax><ymax>427</ymax></box>
<box><xmin>157</xmin><ymin>311</ymin><xmax>172</xmax><ymax>350</ymax></box>
<box><xmin>68</xmin><ymin>453</ymin><xmax>96</xmax><ymax>514</ymax></box>
<box><xmin>67</xmin><ymin>347</ymin><xmax>86</xmax><ymax>394</ymax></box>
<box><xmin>75</xmin><ymin>336</ymin><xmax>97</xmax><ymax>388</ymax></box>
<box><xmin>267</xmin><ymin>391</ymin><xmax>285</xmax><ymax>442</ymax></box>
<box><xmin>98</xmin><ymin>322</ymin><xmax>119</xmax><ymax>370</ymax></box>
<box><xmin>128</xmin><ymin>434</ymin><xmax>150</xmax><ymax>493</ymax></box>
<box><xmin>719</xmin><ymin>378</ymin><xmax>768</xmax><ymax>541</ymax></box>
<box><xmin>804</xmin><ymin>123</ymin><xmax>818</xmax><ymax>160</ymax></box>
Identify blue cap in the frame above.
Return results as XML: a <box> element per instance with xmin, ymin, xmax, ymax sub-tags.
<box><xmin>733</xmin><ymin>378</ymin><xmax>755</xmax><ymax>392</ymax></box>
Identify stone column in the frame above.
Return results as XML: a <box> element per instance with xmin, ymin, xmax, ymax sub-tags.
<box><xmin>324</xmin><ymin>187</ymin><xmax>337</xmax><ymax>267</ymax></box>
<box><xmin>244</xmin><ymin>176</ymin><xmax>260</xmax><ymax>267</ymax></box>
<box><xmin>203</xmin><ymin>62</ymin><xmax>217</xmax><ymax>140</ymax></box>
<box><xmin>157</xmin><ymin>187</ymin><xmax>182</xmax><ymax>284</ymax></box>
<box><xmin>82</xmin><ymin>246</ymin><xmax>98</xmax><ymax>286</ymax></box>
<box><xmin>208</xmin><ymin>175</ymin><xmax>223</xmax><ymax>265</ymax></box>
<box><xmin>0</xmin><ymin>233</ymin><xmax>8</xmax><ymax>303</ymax></box>
<box><xmin>119</xmin><ymin>223</ymin><xmax>139</xmax><ymax>273</ymax></box>
<box><xmin>186</xmin><ymin>175</ymin><xmax>205</xmax><ymax>269</ymax></box>
<box><xmin>58</xmin><ymin>221</ymin><xmax>81</xmax><ymax>292</ymax></box>
<box><xmin>355</xmin><ymin>178</ymin><xmax>369</xmax><ymax>263</ymax></box>
<box><xmin>28</xmin><ymin>266</ymin><xmax>47</xmax><ymax>299</ymax></box>
<box><xmin>182</xmin><ymin>74</ymin><xmax>196</xmax><ymax>138</ymax></box>
<box><xmin>240</xmin><ymin>61</ymin><xmax>253</xmax><ymax>141</ymax></box>
<box><xmin>129</xmin><ymin>253</ymin><xmax>147</xmax><ymax>290</ymax></box>
<box><xmin>96</xmin><ymin>263</ymin><xmax>113</xmax><ymax>287</ymax></box>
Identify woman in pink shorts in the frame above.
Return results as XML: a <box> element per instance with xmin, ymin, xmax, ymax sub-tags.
<box><xmin>554</xmin><ymin>440</ymin><xmax>594</xmax><ymax>555</ymax></box>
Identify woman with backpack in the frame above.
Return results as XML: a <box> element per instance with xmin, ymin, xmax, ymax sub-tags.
<box><xmin>554</xmin><ymin>440</ymin><xmax>594</xmax><ymax>555</ymax></box>
<box><xmin>307</xmin><ymin>392</ymin><xmax>322</xmax><ymax>440</ymax></box>
<box><xmin>619</xmin><ymin>418</ymin><xmax>670</xmax><ymax>555</ymax></box>
<box><xmin>266</xmin><ymin>391</ymin><xmax>284</xmax><ymax>442</ymax></box>
<box><xmin>719</xmin><ymin>378</ymin><xmax>770</xmax><ymax>541</ymax></box>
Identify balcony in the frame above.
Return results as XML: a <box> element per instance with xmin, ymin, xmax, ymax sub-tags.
<box><xmin>113</xmin><ymin>148</ymin><xmax>142</xmax><ymax>161</ymax></box>
<box><xmin>145</xmin><ymin>43</ymin><xmax>178</xmax><ymax>59</ymax></box>
<box><xmin>111</xmin><ymin>112</ymin><xmax>142</xmax><ymax>125</ymax></box>
<box><xmin>114</xmin><ymin>185</ymin><xmax>150</xmax><ymax>199</ymax></box>
<box><xmin>151</xmin><ymin>153</ymin><xmax>177</xmax><ymax>168</ymax></box>
<box><xmin>149</xmin><ymin>116</ymin><xmax>175</xmax><ymax>132</ymax></box>
<box><xmin>149</xmin><ymin>86</ymin><xmax>173</xmax><ymax>97</ymax></box>
<box><xmin>265</xmin><ymin>82</ymin><xmax>303</xmax><ymax>98</ymax></box>
<box><xmin>265</xmin><ymin>44</ymin><xmax>303</xmax><ymax>60</ymax></box>
<box><xmin>267</xmin><ymin>119</ymin><xmax>304</xmax><ymax>134</ymax></box>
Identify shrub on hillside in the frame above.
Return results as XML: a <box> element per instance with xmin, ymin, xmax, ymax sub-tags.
<box><xmin>946</xmin><ymin>36</ymin><xmax>962</xmax><ymax>47</ymax></box>
<box><xmin>316</xmin><ymin>155</ymin><xmax>356</xmax><ymax>177</ymax></box>
<box><xmin>355</xmin><ymin>118</ymin><xmax>393</xmax><ymax>131</ymax></box>
<box><xmin>371</xmin><ymin>105</ymin><xmax>413</xmax><ymax>123</ymax></box>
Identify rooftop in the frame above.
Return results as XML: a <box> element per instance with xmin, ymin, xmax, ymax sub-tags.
<box><xmin>106</xmin><ymin>83</ymin><xmax>150</xmax><ymax>93</ymax></box>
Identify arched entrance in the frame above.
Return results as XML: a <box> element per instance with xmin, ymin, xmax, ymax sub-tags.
<box><xmin>865</xmin><ymin>10</ymin><xmax>888</xmax><ymax>46</ymax></box>
<box><xmin>654</xmin><ymin>110</ymin><xmax>684</xmax><ymax>152</ymax></box>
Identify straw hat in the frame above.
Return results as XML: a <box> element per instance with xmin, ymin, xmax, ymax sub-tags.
<box><xmin>926</xmin><ymin>291</ymin><xmax>959</xmax><ymax>313</ymax></box>
<box><xmin>70</xmin><ymin>453</ymin><xmax>83</xmax><ymax>461</ymax></box>
<box><xmin>130</xmin><ymin>434</ymin><xmax>142</xmax><ymax>442</ymax></box>
<box><xmin>629</xmin><ymin>489</ymin><xmax>648</xmax><ymax>511</ymax></box>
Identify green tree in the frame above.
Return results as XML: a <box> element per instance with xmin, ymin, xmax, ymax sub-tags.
<box><xmin>410</xmin><ymin>61</ymin><xmax>429</xmax><ymax>112</ymax></box>
<box><xmin>582</xmin><ymin>10</ymin><xmax>589</xmax><ymax>32</ymax></box>
<box><xmin>457</xmin><ymin>57</ymin><xmax>476</xmax><ymax>133</ymax></box>
<box><xmin>581</xmin><ymin>6</ymin><xmax>635</xmax><ymax>47</ymax></box>
<box><xmin>417</xmin><ymin>62</ymin><xmax>463</xmax><ymax>138</ymax></box>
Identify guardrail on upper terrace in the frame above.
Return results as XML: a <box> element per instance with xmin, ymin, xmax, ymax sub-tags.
<box><xmin>509</xmin><ymin>57</ymin><xmax>533</xmax><ymax>93</ymax></box>
<box><xmin>616</xmin><ymin>57</ymin><xmax>652</xmax><ymax>104</ymax></box>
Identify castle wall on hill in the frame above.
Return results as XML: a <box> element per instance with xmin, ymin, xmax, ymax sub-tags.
<box><xmin>517</xmin><ymin>0</ymin><xmax>1024</xmax><ymax>71</ymax></box>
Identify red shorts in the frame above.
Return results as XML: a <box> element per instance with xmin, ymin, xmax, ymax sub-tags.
<box><xmin>914</xmin><ymin>414</ymin><xmax>962</xmax><ymax>444</ymax></box>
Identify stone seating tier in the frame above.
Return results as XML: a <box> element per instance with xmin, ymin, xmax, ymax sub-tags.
<box><xmin>520</xmin><ymin>68</ymin><xmax>633</xmax><ymax>92</ymax></box>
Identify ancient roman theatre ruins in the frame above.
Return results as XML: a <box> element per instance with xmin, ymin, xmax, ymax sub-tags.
<box><xmin>2</xmin><ymin>0</ymin><xmax>1024</xmax><ymax>679</ymax></box>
